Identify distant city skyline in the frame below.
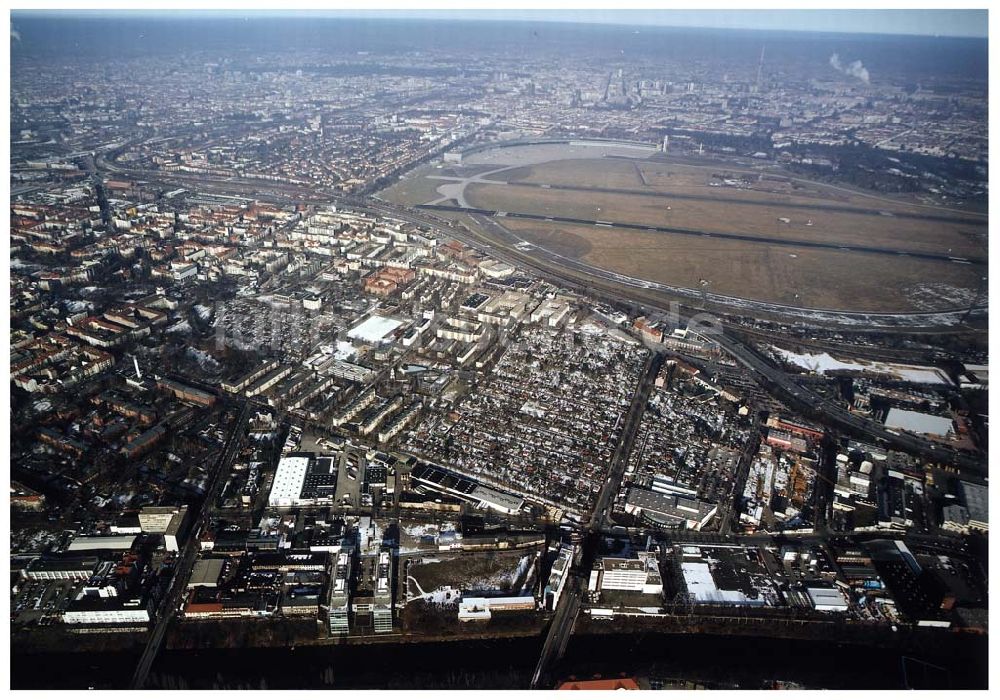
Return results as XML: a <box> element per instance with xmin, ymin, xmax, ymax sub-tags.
<box><xmin>11</xmin><ymin>8</ymin><xmax>989</xmax><ymax>39</ymax></box>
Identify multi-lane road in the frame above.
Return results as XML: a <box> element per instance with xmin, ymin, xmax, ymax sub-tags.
<box><xmin>716</xmin><ymin>421</ymin><xmax>762</xmax><ymax>536</ymax></box>
<box><xmin>532</xmin><ymin>352</ymin><xmax>662</xmax><ymax>689</ymax></box>
<box><xmin>590</xmin><ymin>352</ymin><xmax>664</xmax><ymax>532</ymax></box>
<box><xmin>130</xmin><ymin>398</ymin><xmax>250</xmax><ymax>689</ymax></box>
<box><xmin>530</xmin><ymin>577</ymin><xmax>582</xmax><ymax>689</ymax></box>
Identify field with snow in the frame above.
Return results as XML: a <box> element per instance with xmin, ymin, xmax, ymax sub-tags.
<box><xmin>405</xmin><ymin>549</ymin><xmax>538</xmax><ymax>603</ymax></box>
<box><xmin>186</xmin><ymin>347</ymin><xmax>221</xmax><ymax>370</ymax></box>
<box><xmin>770</xmin><ymin>346</ymin><xmax>952</xmax><ymax>385</ymax></box>
<box><xmin>398</xmin><ymin>520</ymin><xmax>462</xmax><ymax>554</ymax></box>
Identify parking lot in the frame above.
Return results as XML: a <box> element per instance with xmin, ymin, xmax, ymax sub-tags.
<box><xmin>11</xmin><ymin>579</ymin><xmax>83</xmax><ymax>625</ymax></box>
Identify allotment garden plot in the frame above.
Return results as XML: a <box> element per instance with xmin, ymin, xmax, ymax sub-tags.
<box><xmin>404</xmin><ymin>325</ymin><xmax>647</xmax><ymax>516</ymax></box>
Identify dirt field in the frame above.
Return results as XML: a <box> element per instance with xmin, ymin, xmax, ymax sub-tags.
<box><xmin>499</xmin><ymin>218</ymin><xmax>983</xmax><ymax>312</ymax></box>
<box><xmin>407</xmin><ymin>551</ymin><xmax>532</xmax><ymax>598</ymax></box>
<box><xmin>381</xmin><ymin>144</ymin><xmax>986</xmax><ymax>312</ymax></box>
<box><xmin>466</xmin><ymin>181</ymin><xmax>986</xmax><ymax>258</ymax></box>
<box><xmin>504</xmin><ymin>156</ymin><xmax>987</xmax><ymax>220</ymax></box>
<box><xmin>498</xmin><ymin>159</ymin><xmax>647</xmax><ymax>190</ymax></box>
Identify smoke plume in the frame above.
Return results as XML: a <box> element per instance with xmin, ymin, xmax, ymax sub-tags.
<box><xmin>11</xmin><ymin>21</ymin><xmax>20</xmax><ymax>42</ymax></box>
<box><xmin>829</xmin><ymin>53</ymin><xmax>869</xmax><ymax>84</ymax></box>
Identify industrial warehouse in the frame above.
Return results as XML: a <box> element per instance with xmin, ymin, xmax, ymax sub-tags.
<box><xmin>408</xmin><ymin>463</ymin><xmax>525</xmax><ymax>514</ymax></box>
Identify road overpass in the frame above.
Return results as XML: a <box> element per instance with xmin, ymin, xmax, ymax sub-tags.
<box><xmin>532</xmin><ymin>352</ymin><xmax>662</xmax><ymax>689</ymax></box>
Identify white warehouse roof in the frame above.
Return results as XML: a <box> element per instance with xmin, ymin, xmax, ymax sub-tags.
<box><xmin>884</xmin><ymin>408</ymin><xmax>953</xmax><ymax>437</ymax></box>
<box><xmin>806</xmin><ymin>587</ymin><xmax>849</xmax><ymax>612</ymax></box>
<box><xmin>66</xmin><ymin>535</ymin><xmax>137</xmax><ymax>552</ymax></box>
<box><xmin>680</xmin><ymin>561</ymin><xmax>764</xmax><ymax>606</ymax></box>
<box><xmin>268</xmin><ymin>455</ymin><xmax>311</xmax><ymax>507</ymax></box>
<box><xmin>347</xmin><ymin>315</ymin><xmax>403</xmax><ymax>344</ymax></box>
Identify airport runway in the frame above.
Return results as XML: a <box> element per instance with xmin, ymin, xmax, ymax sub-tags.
<box><xmin>364</xmin><ymin>203</ymin><xmax>988</xmax><ymax>330</ymax></box>
<box><xmin>417</xmin><ymin>203</ymin><xmax>986</xmax><ymax>266</ymax></box>
<box><xmin>94</xmin><ymin>161</ymin><xmax>988</xmax><ymax>328</ymax></box>
<box><xmin>495</xmin><ymin>180</ymin><xmax>989</xmax><ymax>227</ymax></box>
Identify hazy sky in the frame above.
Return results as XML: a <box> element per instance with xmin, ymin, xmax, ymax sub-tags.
<box><xmin>13</xmin><ymin>9</ymin><xmax>988</xmax><ymax>38</ymax></box>
<box><xmin>331</xmin><ymin>9</ymin><xmax>989</xmax><ymax>38</ymax></box>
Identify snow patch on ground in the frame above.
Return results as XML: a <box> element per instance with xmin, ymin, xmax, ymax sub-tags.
<box><xmin>167</xmin><ymin>320</ymin><xmax>192</xmax><ymax>334</ymax></box>
<box><xmin>904</xmin><ymin>282</ymin><xmax>978</xmax><ymax>312</ymax></box>
<box><xmin>513</xmin><ymin>554</ymin><xmax>531</xmax><ymax>584</ymax></box>
<box><xmin>402</xmin><ymin>523</ymin><xmax>438</xmax><ymax>538</ymax></box>
<box><xmin>193</xmin><ymin>304</ymin><xmax>213</xmax><ymax>321</ymax></box>
<box><xmin>577</xmin><ymin>321</ymin><xmax>607</xmax><ymax>336</ymax></box>
<box><xmin>334</xmin><ymin>340</ymin><xmax>357</xmax><ymax>361</ymax></box>
<box><xmin>770</xmin><ymin>346</ymin><xmax>952</xmax><ymax>385</ymax></box>
<box><xmin>65</xmin><ymin>300</ymin><xmax>92</xmax><ymax>313</ymax></box>
<box><xmin>420</xmin><ymin>587</ymin><xmax>460</xmax><ymax>605</ymax></box>
<box><xmin>186</xmin><ymin>347</ymin><xmax>221</xmax><ymax>370</ymax></box>
<box><xmin>465</xmin><ymin>556</ymin><xmax>530</xmax><ymax>593</ymax></box>
<box><xmin>407</xmin><ymin>580</ymin><xmax>461</xmax><ymax>605</ymax></box>
<box><xmin>773</xmin><ymin>347</ymin><xmax>872</xmax><ymax>374</ymax></box>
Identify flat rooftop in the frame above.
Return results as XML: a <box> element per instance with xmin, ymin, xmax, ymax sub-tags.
<box><xmin>884</xmin><ymin>408</ymin><xmax>953</xmax><ymax>437</ymax></box>
<box><xmin>268</xmin><ymin>454</ymin><xmax>312</xmax><ymax>507</ymax></box>
<box><xmin>268</xmin><ymin>452</ymin><xmax>343</xmax><ymax>506</ymax></box>
<box><xmin>347</xmin><ymin>315</ymin><xmax>404</xmax><ymax>344</ymax></box>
